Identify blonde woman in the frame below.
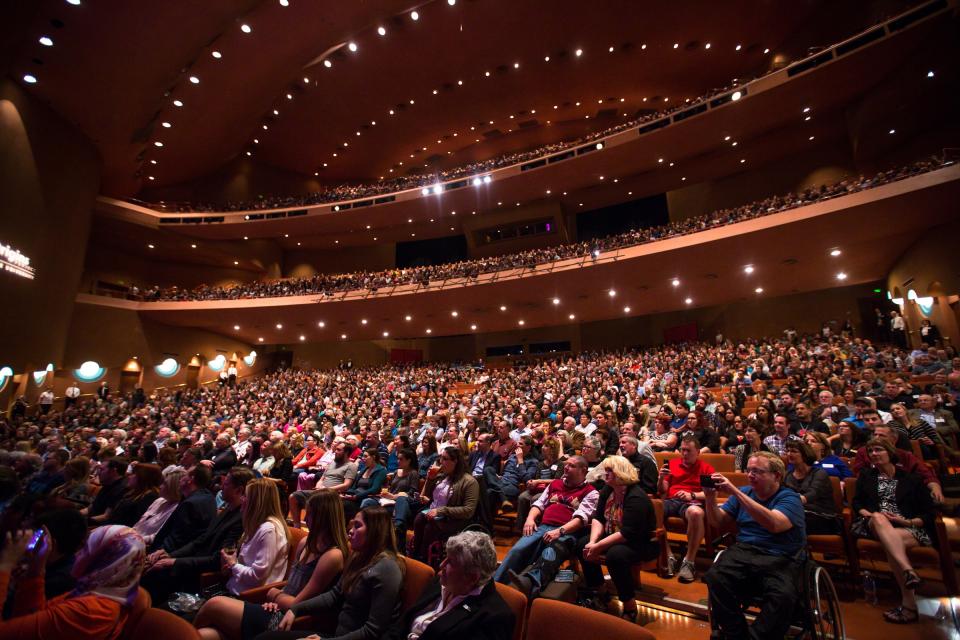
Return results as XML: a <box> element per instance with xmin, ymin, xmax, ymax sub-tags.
<box><xmin>577</xmin><ymin>455</ymin><xmax>658</xmax><ymax>622</ymax></box>
<box><xmin>133</xmin><ymin>467</ymin><xmax>187</xmax><ymax>545</ymax></box>
<box><xmin>222</xmin><ymin>478</ymin><xmax>290</xmax><ymax>595</ymax></box>
<box><xmin>195</xmin><ymin>490</ymin><xmax>349</xmax><ymax>640</ymax></box>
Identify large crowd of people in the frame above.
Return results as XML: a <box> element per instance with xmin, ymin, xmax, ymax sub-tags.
<box><xmin>134</xmin><ymin>155</ymin><xmax>950</xmax><ymax>302</ymax></box>
<box><xmin>150</xmin><ymin>81</ymin><xmax>750</xmax><ymax>214</ymax></box>
<box><xmin>2</xmin><ymin>329</ymin><xmax>959</xmax><ymax>636</ymax></box>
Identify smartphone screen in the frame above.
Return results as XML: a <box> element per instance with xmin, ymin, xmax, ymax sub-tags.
<box><xmin>27</xmin><ymin>529</ymin><xmax>44</xmax><ymax>552</ymax></box>
<box><xmin>699</xmin><ymin>474</ymin><xmax>716</xmax><ymax>489</ymax></box>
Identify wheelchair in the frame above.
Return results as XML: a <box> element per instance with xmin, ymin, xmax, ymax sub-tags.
<box><xmin>707</xmin><ymin>547</ymin><xmax>845</xmax><ymax>640</ymax></box>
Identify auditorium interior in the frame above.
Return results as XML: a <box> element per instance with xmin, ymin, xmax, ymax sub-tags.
<box><xmin>2</xmin><ymin>0</ymin><xmax>960</xmax><ymax>638</ymax></box>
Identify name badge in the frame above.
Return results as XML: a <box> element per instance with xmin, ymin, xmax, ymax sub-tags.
<box><xmin>821</xmin><ymin>463</ymin><xmax>834</xmax><ymax>469</ymax></box>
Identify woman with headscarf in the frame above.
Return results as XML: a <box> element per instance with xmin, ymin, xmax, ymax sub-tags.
<box><xmin>0</xmin><ymin>524</ymin><xmax>146</xmax><ymax>639</ymax></box>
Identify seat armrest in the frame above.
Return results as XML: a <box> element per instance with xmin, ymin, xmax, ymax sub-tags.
<box><xmin>239</xmin><ymin>581</ymin><xmax>287</xmax><ymax>603</ymax></box>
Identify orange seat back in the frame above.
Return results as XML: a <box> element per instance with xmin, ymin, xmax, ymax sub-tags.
<box><xmin>132</xmin><ymin>607</ymin><xmax>201</xmax><ymax>639</ymax></box>
<box><xmin>494</xmin><ymin>582</ymin><xmax>528</xmax><ymax>640</ymax></box>
<box><xmin>526</xmin><ymin>599</ymin><xmax>655</xmax><ymax>640</ymax></box>
<box><xmin>401</xmin><ymin>558</ymin><xmax>436</xmax><ymax>612</ymax></box>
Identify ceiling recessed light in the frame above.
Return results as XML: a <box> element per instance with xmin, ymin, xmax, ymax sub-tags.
<box><xmin>552</xmin><ymin>297</ymin><xmax>560</xmax><ymax>305</ymax></box>
<box><xmin>451</xmin><ymin>311</ymin><xmax>458</xmax><ymax>317</ymax></box>
<box><xmin>382</xmin><ymin>331</ymin><xmax>389</xmax><ymax>337</ymax></box>
<box><xmin>276</xmin><ymin>323</ymin><xmax>283</xmax><ymax>329</ymax></box>
<box><xmin>190</xmin><ymin>243</ymin><xmax>197</xmax><ymax>248</ymax></box>
<box><xmin>240</xmin><ymin>24</ymin><xmax>252</xmax><ymax>33</ymax></box>
<box><xmin>744</xmin><ymin>265</ymin><xmax>754</xmax><ymax>274</ymax></box>
<box><xmin>299</xmin><ymin>335</ymin><xmax>306</xmax><ymax>342</ymax></box>
<box><xmin>234</xmin><ymin>325</ymin><xmax>240</xmax><ymax>330</ymax></box>
<box><xmin>279</xmin><ymin>0</ymin><xmax>289</xmax><ymax>6</ymax></box>
<box><xmin>731</xmin><ymin>90</ymin><xmax>742</xmax><ymax>101</ymax></box>
<box><xmin>147</xmin><ymin>176</ymin><xmax>155</xmax><ymax>180</ymax></box>
<box><xmin>705</xmin><ymin>43</ymin><xmax>711</xmax><ymax>49</ymax></box>
<box><xmin>672</xmin><ymin>279</ymin><xmax>681</xmax><ymax>287</ymax></box>
<box><xmin>470</xmin><ymin>324</ymin><xmax>477</xmax><ymax>330</ymax></box>
<box><xmin>378</xmin><ymin>26</ymin><xmax>386</xmax><ymax>36</ymax></box>
<box><xmin>624</xmin><ymin>306</ymin><xmax>631</xmax><ymax>313</ymax></box>
<box><xmin>500</xmin><ymin>305</ymin><xmax>507</xmax><ymax>312</ymax></box>
<box><xmin>426</xmin><ymin>328</ymin><xmax>432</xmax><ymax>334</ymax></box>
<box><xmin>233</xmin><ymin>260</ymin><xmax>239</xmax><ymax>265</ymax></box>
<box><xmin>568</xmin><ymin>313</ymin><xmax>576</xmax><ymax>320</ymax></box>
<box><xmin>575</xmin><ymin>48</ymin><xmax>583</xmax><ymax>57</ymax></box>
<box><xmin>341</xmin><ymin>334</ymin><xmax>347</xmax><ymax>339</ymax></box>
<box><xmin>147</xmin><ymin>244</ymin><xmax>155</xmax><ymax>249</ymax></box>
<box><xmin>258</xmin><ymin>337</ymin><xmax>264</xmax><ymax>342</ymax></box>
<box><xmin>608</xmin><ymin>290</ymin><xmax>616</xmax><ymax>297</ymax></box>
<box><xmin>211</xmin><ymin>50</ymin><xmax>222</xmax><ymax>59</ymax></box>
<box><xmin>740</xmin><ymin>158</ymin><xmax>746</xmax><ymax>163</ymax></box>
<box><xmin>673</xmin><ymin>43</ymin><xmax>679</xmax><ymax>49</ymax></box>
<box><xmin>410</xmin><ymin>10</ymin><xmax>419</xmax><ymax>20</ymax></box>
<box><xmin>161</xmin><ymin>121</ymin><xmax>172</xmax><ymax>128</ymax></box>
<box><xmin>323</xmin><ymin>59</ymin><xmax>332</xmax><ymax>68</ymax></box>
<box><xmin>518</xmin><ymin>319</ymin><xmax>525</xmax><ymax>326</ymax></box>
<box><xmin>318</xmin><ymin>321</ymin><xmax>325</xmax><ymax>328</ymax></box>
<box><xmin>361</xmin><ymin>319</ymin><xmax>368</xmax><ymax>325</ymax></box>
<box><xmin>809</xmin><ymin>136</ymin><xmax>815</xmax><ymax>141</ymax></box>
<box><xmin>39</xmin><ymin>36</ymin><xmax>54</xmax><ymax>47</ymax></box>
<box><xmin>404</xmin><ymin>315</ymin><xmax>412</xmax><ymax>322</ymax></box>
<box><xmin>755</xmin><ymin>287</ymin><xmax>764</xmax><ymax>294</ymax></box>
<box><xmin>927</xmin><ymin>70</ymin><xmax>935</xmax><ymax>78</ymax></box>
<box><xmin>830</xmin><ymin>249</ymin><xmax>841</xmax><ymax>257</ymax></box>
<box><xmin>189</xmin><ymin>75</ymin><xmax>199</xmax><ymax>84</ymax></box>
<box><xmin>685</xmin><ymin>297</ymin><xmax>693</xmax><ymax>305</ymax></box>
<box><xmin>836</xmin><ymin>272</ymin><xmax>848</xmax><ymax>281</ymax></box>
<box><xmin>763</xmin><ymin>48</ymin><xmax>770</xmax><ymax>54</ymax></box>
<box><xmin>888</xmin><ymin>128</ymin><xmax>896</xmax><ymax>135</ymax></box>
<box><xmin>173</xmin><ymin>99</ymin><xmax>183</xmax><ymax>107</ymax></box>
<box><xmin>348</xmin><ymin>42</ymin><xmax>358</xmax><ymax>52</ymax></box>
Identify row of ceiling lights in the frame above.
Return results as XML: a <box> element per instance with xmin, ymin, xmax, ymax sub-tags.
<box><xmin>237</xmin><ymin>249</ymin><xmax>851</xmax><ymax>338</ymax></box>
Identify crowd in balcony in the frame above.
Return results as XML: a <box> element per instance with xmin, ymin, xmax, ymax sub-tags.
<box><xmin>153</xmin><ymin>81</ymin><xmax>749</xmax><ymax>214</ymax></box>
<box><xmin>137</xmin><ymin>155</ymin><xmax>950</xmax><ymax>302</ymax></box>
<box><xmin>1</xmin><ymin>327</ymin><xmax>958</xmax><ymax>633</ymax></box>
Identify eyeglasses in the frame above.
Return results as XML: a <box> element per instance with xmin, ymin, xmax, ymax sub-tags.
<box><xmin>745</xmin><ymin>467</ymin><xmax>772</xmax><ymax>476</ymax></box>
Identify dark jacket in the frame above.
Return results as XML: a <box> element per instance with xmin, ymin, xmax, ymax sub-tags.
<box><xmin>210</xmin><ymin>447</ymin><xmax>238</xmax><ymax>474</ymax></box>
<box><xmin>593</xmin><ymin>483</ymin><xmax>657</xmax><ymax>548</ymax></box>
<box><xmin>853</xmin><ymin>467</ymin><xmax>937</xmax><ymax>543</ymax></box>
<box><xmin>467</xmin><ymin>449</ymin><xmax>501</xmax><ymax>477</ymax></box>
<box><xmin>108</xmin><ymin>490</ymin><xmax>159</xmax><ymax>527</ymax></box>
<box><xmin>87</xmin><ymin>478</ymin><xmax>126</xmax><ymax>519</ymax></box>
<box><xmin>384</xmin><ymin>577</ymin><xmax>515</xmax><ymax>640</ymax></box>
<box><xmin>151</xmin><ymin>488</ymin><xmax>217</xmax><ymax>552</ymax></box>
<box><xmin>624</xmin><ymin>452</ymin><xmax>658</xmax><ymax>495</ymax></box>
<box><xmin>784</xmin><ymin>467</ymin><xmax>836</xmax><ymax>517</ymax></box>
<box><xmin>291</xmin><ymin>554</ymin><xmax>404</xmax><ymax>640</ymax></box>
<box><xmin>169</xmin><ymin>504</ymin><xmax>243</xmax><ymax>574</ymax></box>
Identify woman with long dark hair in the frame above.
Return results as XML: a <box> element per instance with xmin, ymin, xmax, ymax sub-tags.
<box><xmin>261</xmin><ymin>506</ymin><xmax>405</xmax><ymax>640</ymax></box>
<box><xmin>410</xmin><ymin>446</ymin><xmax>479</xmax><ymax>564</ymax></box>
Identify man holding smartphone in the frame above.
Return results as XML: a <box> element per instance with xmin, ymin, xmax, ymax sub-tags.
<box><xmin>659</xmin><ymin>435</ymin><xmax>714</xmax><ymax>583</ymax></box>
<box><xmin>702</xmin><ymin>451</ymin><xmax>806</xmax><ymax>639</ymax></box>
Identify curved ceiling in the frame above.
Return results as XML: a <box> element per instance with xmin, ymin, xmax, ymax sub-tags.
<box><xmin>7</xmin><ymin>0</ymin><xmax>913</xmax><ymax>198</ymax></box>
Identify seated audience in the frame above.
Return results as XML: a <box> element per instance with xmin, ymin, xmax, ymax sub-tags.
<box><xmin>482</xmin><ymin>435</ymin><xmax>538</xmax><ymax>512</ymax></box>
<box><xmin>341</xmin><ymin>448</ymin><xmax>388</xmax><ymax>519</ymax></box>
<box><xmin>803</xmin><ymin>431</ymin><xmax>852</xmax><ymax>479</ymax></box>
<box><xmin>33</xmin><ymin>508</ymin><xmax>89</xmax><ymax>599</ymax></box>
<box><xmin>732</xmin><ymin>421</ymin><xmax>769</xmax><ymax>472</ymax></box>
<box><xmin>660</xmin><ymin>435</ymin><xmax>714</xmax><ymax>583</ymax></box>
<box><xmin>288</xmin><ymin>441</ymin><xmax>356</xmax><ymax>528</ymax></box>
<box><xmin>495</xmin><ymin>456</ymin><xmax>598</xmax><ymax>596</ymax></box>
<box><xmin>515</xmin><ymin>437</ymin><xmax>564</xmax><ymax>531</ymax></box>
<box><xmin>783</xmin><ymin>440</ymin><xmax>839</xmax><ymax>534</ymax></box>
<box><xmin>150</xmin><ymin>463</ymin><xmax>217</xmax><ymax>552</ymax></box>
<box><xmin>851</xmin><ymin>438</ymin><xmax>936</xmax><ymax>624</ymax></box>
<box><xmin>82</xmin><ymin>458</ymin><xmax>129</xmax><ymax>523</ymax></box>
<box><xmin>48</xmin><ymin>455</ymin><xmax>93</xmax><ymax>509</ymax></box>
<box><xmin>194</xmin><ymin>489</ymin><xmax>349</xmax><ymax>640</ymax></box>
<box><xmin>577</xmin><ymin>455</ymin><xmax>659</xmax><ymax>622</ymax></box>
<box><xmin>831</xmin><ymin>421</ymin><xmax>866</xmax><ymax>458</ymax></box>
<box><xmin>851</xmin><ymin>424</ymin><xmax>944</xmax><ymax>502</ymax></box>
<box><xmin>618</xmin><ymin>434</ymin><xmax>658</xmax><ymax>494</ymax></box>
<box><xmin>703</xmin><ymin>451</ymin><xmax>806</xmax><ymax>639</ymax></box>
<box><xmin>359</xmin><ymin>447</ymin><xmax>420</xmax><ymax>541</ymax></box>
<box><xmin>264</xmin><ymin>506</ymin><xmax>405</xmax><ymax>640</ymax></box>
<box><xmin>104</xmin><ymin>463</ymin><xmax>162</xmax><ymax>527</ymax></box>
<box><xmin>132</xmin><ymin>466</ymin><xmax>186</xmax><ymax>545</ymax></box>
<box><xmin>0</xmin><ymin>525</ymin><xmax>145</xmax><ymax>639</ymax></box>
<box><xmin>141</xmin><ymin>466</ymin><xmax>254</xmax><ymax>602</ymax></box>
<box><xmin>222</xmin><ymin>478</ymin><xmax>290</xmax><ymax>595</ymax></box>
<box><xmin>411</xmin><ymin>447</ymin><xmax>479</xmax><ymax>563</ymax></box>
<box><xmin>384</xmin><ymin>531</ymin><xmax>515</xmax><ymax>640</ymax></box>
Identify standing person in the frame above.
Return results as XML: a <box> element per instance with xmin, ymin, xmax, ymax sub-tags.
<box><xmin>703</xmin><ymin>452</ymin><xmax>806</xmax><ymax>639</ymax></box>
<box><xmin>577</xmin><ymin>456</ymin><xmax>659</xmax><ymax>622</ymax></box>
<box><xmin>660</xmin><ymin>436</ymin><xmax>714</xmax><ymax>583</ymax></box>
<box><xmin>64</xmin><ymin>381</ymin><xmax>81</xmax><ymax>409</ymax></box>
<box><xmin>891</xmin><ymin>310</ymin><xmax>907</xmax><ymax>349</ymax></box>
<box><xmin>38</xmin><ymin>387</ymin><xmax>55</xmax><ymax>415</ymax></box>
<box><xmin>228</xmin><ymin>362</ymin><xmax>238</xmax><ymax>387</ymax></box>
<box><xmin>265</xmin><ymin>507</ymin><xmax>405</xmax><ymax>640</ymax></box>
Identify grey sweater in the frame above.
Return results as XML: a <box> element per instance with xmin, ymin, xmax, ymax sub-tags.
<box><xmin>290</xmin><ymin>554</ymin><xmax>403</xmax><ymax>640</ymax></box>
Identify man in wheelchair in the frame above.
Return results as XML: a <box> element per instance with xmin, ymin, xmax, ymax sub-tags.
<box><xmin>703</xmin><ymin>451</ymin><xmax>807</xmax><ymax>639</ymax></box>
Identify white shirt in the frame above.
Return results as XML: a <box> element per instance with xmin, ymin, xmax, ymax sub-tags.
<box><xmin>133</xmin><ymin>496</ymin><xmax>178</xmax><ymax>544</ymax></box>
<box><xmin>408</xmin><ymin>583</ymin><xmax>486</xmax><ymax>640</ymax></box>
<box><xmin>228</xmin><ymin>366</ymin><xmax>238</xmax><ymax>376</ymax></box>
<box><xmin>39</xmin><ymin>390</ymin><xmax>54</xmax><ymax>405</ymax></box>
<box><xmin>65</xmin><ymin>386</ymin><xmax>80</xmax><ymax>399</ymax></box>
<box><xmin>226</xmin><ymin>518</ymin><xmax>289</xmax><ymax>594</ymax></box>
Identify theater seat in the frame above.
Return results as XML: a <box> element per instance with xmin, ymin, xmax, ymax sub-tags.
<box><xmin>401</xmin><ymin>558</ymin><xmax>436</xmax><ymax>611</ymax></box>
<box><xmin>118</xmin><ymin>587</ymin><xmax>151</xmax><ymax>640</ymax></box>
<box><xmin>495</xmin><ymin>581</ymin><xmax>528</xmax><ymax>640</ymax></box>
<box><xmin>806</xmin><ymin>476</ymin><xmax>858</xmax><ymax>584</ymax></box>
<box><xmin>132</xmin><ymin>607</ymin><xmax>200</xmax><ymax>639</ymax></box>
<box><xmin>700</xmin><ymin>453</ymin><xmax>735</xmax><ymax>473</ymax></box>
<box><xmin>525</xmin><ymin>598</ymin><xmax>656</xmax><ymax>640</ymax></box>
